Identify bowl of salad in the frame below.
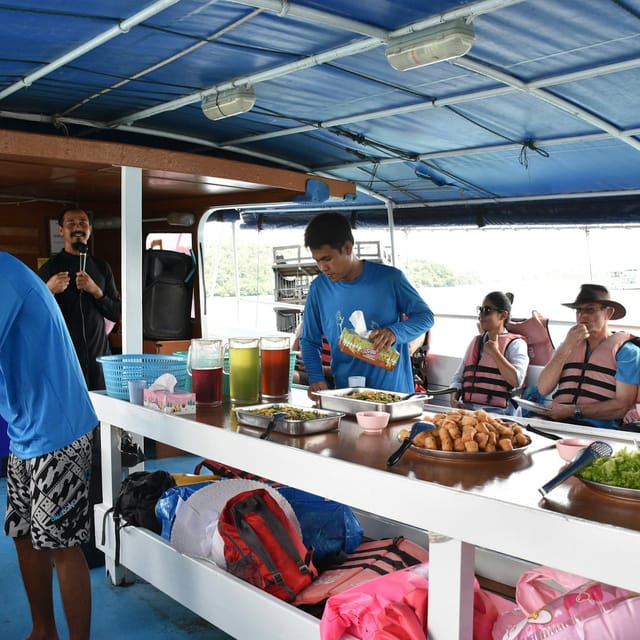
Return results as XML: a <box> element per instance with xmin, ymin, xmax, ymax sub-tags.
<box><xmin>578</xmin><ymin>448</ymin><xmax>640</xmax><ymax>500</ymax></box>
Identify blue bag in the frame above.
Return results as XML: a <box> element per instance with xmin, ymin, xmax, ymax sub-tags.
<box><xmin>155</xmin><ymin>481</ymin><xmax>214</xmax><ymax>540</ymax></box>
<box><xmin>276</xmin><ymin>486</ymin><xmax>363</xmax><ymax>569</ymax></box>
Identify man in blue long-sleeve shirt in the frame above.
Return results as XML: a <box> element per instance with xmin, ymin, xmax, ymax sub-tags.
<box><xmin>300</xmin><ymin>212</ymin><xmax>434</xmax><ymax>395</ymax></box>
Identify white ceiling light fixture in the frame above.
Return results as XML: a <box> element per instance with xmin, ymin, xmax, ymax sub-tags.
<box><xmin>386</xmin><ymin>18</ymin><xmax>475</xmax><ymax>71</ymax></box>
<box><xmin>201</xmin><ymin>86</ymin><xmax>256</xmax><ymax>121</ymax></box>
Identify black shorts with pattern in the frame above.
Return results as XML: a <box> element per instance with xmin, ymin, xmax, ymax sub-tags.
<box><xmin>5</xmin><ymin>432</ymin><xmax>93</xmax><ymax>549</ymax></box>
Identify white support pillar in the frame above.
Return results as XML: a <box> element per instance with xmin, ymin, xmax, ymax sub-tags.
<box><xmin>427</xmin><ymin>533</ymin><xmax>475</xmax><ymax>640</ymax></box>
<box><xmin>119</xmin><ymin>166</ymin><xmax>145</xmax><ymax>479</ymax></box>
<box><xmin>120</xmin><ymin>166</ymin><xmax>143</xmax><ymax>354</ymax></box>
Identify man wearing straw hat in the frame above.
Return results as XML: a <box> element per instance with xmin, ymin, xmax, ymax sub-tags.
<box><xmin>538</xmin><ymin>284</ymin><xmax>640</xmax><ymax>429</ymax></box>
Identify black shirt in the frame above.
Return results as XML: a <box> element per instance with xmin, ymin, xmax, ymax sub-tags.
<box><xmin>39</xmin><ymin>250</ymin><xmax>121</xmax><ymax>390</ymax></box>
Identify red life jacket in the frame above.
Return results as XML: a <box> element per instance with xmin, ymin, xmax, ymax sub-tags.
<box><xmin>462</xmin><ymin>333</ymin><xmax>522</xmax><ymax>409</ymax></box>
<box><xmin>553</xmin><ymin>332</ymin><xmax>635</xmax><ymax>405</ymax></box>
<box><xmin>321</xmin><ymin>336</ymin><xmax>331</xmax><ymax>366</ymax></box>
<box><xmin>507</xmin><ymin>310</ymin><xmax>554</xmax><ymax>365</ymax></box>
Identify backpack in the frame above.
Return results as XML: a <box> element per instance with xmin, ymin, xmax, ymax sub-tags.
<box><xmin>193</xmin><ymin>458</ymin><xmax>283</xmax><ymax>487</ymax></box>
<box><xmin>217</xmin><ymin>488</ymin><xmax>318</xmax><ymax>602</ymax></box>
<box><xmin>101</xmin><ymin>470</ymin><xmax>176</xmax><ymax>565</ymax></box>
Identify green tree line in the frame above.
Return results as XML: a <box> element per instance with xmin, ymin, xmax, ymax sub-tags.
<box><xmin>204</xmin><ymin>241</ymin><xmax>475</xmax><ymax>297</ymax></box>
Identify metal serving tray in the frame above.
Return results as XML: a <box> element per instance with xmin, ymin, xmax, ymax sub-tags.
<box><xmin>316</xmin><ymin>387</ymin><xmax>427</xmax><ymax>420</ymax></box>
<box><xmin>234</xmin><ymin>403</ymin><xmax>344</xmax><ymax>435</ymax></box>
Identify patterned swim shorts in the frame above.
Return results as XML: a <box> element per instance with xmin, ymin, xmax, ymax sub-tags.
<box><xmin>4</xmin><ymin>432</ymin><xmax>93</xmax><ymax>549</ymax></box>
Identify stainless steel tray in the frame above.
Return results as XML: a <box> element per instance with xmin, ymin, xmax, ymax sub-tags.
<box><xmin>316</xmin><ymin>387</ymin><xmax>426</xmax><ymax>420</ymax></box>
<box><xmin>234</xmin><ymin>403</ymin><xmax>344</xmax><ymax>435</ymax></box>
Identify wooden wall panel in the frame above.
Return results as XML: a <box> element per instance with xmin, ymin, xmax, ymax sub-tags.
<box><xmin>0</xmin><ymin>203</ymin><xmax>59</xmax><ymax>270</ymax></box>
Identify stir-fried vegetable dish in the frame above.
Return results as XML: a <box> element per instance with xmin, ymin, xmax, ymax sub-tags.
<box><xmin>248</xmin><ymin>405</ymin><xmax>323</xmax><ymax>421</ymax></box>
<box><xmin>345</xmin><ymin>390</ymin><xmax>402</xmax><ymax>403</ymax></box>
<box><xmin>579</xmin><ymin>448</ymin><xmax>640</xmax><ymax>489</ymax></box>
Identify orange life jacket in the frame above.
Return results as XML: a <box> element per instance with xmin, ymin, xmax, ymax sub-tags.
<box><xmin>462</xmin><ymin>333</ymin><xmax>522</xmax><ymax>409</ymax></box>
<box><xmin>553</xmin><ymin>332</ymin><xmax>634</xmax><ymax>405</ymax></box>
<box><xmin>507</xmin><ymin>310</ymin><xmax>554</xmax><ymax>366</ymax></box>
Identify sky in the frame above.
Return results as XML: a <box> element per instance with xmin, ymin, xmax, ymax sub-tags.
<box><xmin>202</xmin><ymin>222</ymin><xmax>640</xmax><ymax>335</ymax></box>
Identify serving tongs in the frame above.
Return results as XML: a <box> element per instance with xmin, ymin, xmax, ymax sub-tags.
<box><xmin>525</xmin><ymin>424</ymin><xmax>562</xmax><ymax>441</ymax></box>
<box><xmin>538</xmin><ymin>440</ymin><xmax>613</xmax><ymax>497</ymax></box>
<box><xmin>425</xmin><ymin>387</ymin><xmax>456</xmax><ymax>397</ymax></box>
<box><xmin>386</xmin><ymin>421</ymin><xmax>436</xmax><ymax>467</ymax></box>
<box><xmin>260</xmin><ymin>412</ymin><xmax>289</xmax><ymax>440</ymax></box>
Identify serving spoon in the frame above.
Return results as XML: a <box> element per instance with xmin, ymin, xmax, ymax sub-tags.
<box><xmin>260</xmin><ymin>412</ymin><xmax>289</xmax><ymax>440</ymax></box>
<box><xmin>538</xmin><ymin>440</ymin><xmax>612</xmax><ymax>496</ymax></box>
<box><xmin>386</xmin><ymin>421</ymin><xmax>436</xmax><ymax>466</ymax></box>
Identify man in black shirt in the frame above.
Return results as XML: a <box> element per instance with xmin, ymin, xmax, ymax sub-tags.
<box><xmin>39</xmin><ymin>208</ymin><xmax>121</xmax><ymax>390</ymax></box>
<box><xmin>39</xmin><ymin>207</ymin><xmax>122</xmax><ymax>568</ymax></box>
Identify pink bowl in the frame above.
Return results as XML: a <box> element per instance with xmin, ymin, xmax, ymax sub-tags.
<box><xmin>356</xmin><ymin>411</ymin><xmax>390</xmax><ymax>433</ymax></box>
<box><xmin>556</xmin><ymin>438</ymin><xmax>593</xmax><ymax>462</ymax></box>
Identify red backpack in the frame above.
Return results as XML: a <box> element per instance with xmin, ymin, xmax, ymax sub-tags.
<box><xmin>217</xmin><ymin>488</ymin><xmax>318</xmax><ymax>602</ymax></box>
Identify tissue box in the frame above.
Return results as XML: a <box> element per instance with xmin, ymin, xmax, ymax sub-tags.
<box><xmin>144</xmin><ymin>389</ymin><xmax>196</xmax><ymax>414</ymax></box>
<box><xmin>338</xmin><ymin>328</ymin><xmax>400</xmax><ymax>371</ymax></box>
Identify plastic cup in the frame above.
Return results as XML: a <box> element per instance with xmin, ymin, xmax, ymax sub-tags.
<box><xmin>228</xmin><ymin>337</ymin><xmax>260</xmax><ymax>405</ymax></box>
<box><xmin>260</xmin><ymin>336</ymin><xmax>291</xmax><ymax>402</ymax></box>
<box><xmin>128</xmin><ymin>380</ymin><xmax>147</xmax><ymax>405</ymax></box>
<box><xmin>187</xmin><ymin>339</ymin><xmax>224</xmax><ymax>406</ymax></box>
<box><xmin>289</xmin><ymin>352</ymin><xmax>298</xmax><ymax>388</ymax></box>
<box><xmin>348</xmin><ymin>376</ymin><xmax>367</xmax><ymax>388</ymax></box>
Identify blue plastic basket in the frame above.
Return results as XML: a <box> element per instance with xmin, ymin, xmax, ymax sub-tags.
<box><xmin>97</xmin><ymin>354</ymin><xmax>188</xmax><ymax>400</ymax></box>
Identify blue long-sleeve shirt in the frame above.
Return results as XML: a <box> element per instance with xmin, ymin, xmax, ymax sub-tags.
<box><xmin>300</xmin><ymin>261</ymin><xmax>434</xmax><ymax>393</ymax></box>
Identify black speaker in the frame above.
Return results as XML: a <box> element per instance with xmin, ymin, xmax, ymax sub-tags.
<box><xmin>142</xmin><ymin>249</ymin><xmax>194</xmax><ymax>340</ymax></box>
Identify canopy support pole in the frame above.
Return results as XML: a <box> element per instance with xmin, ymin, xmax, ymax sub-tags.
<box><xmin>121</xmin><ymin>166</ymin><xmax>143</xmax><ymax>354</ymax></box>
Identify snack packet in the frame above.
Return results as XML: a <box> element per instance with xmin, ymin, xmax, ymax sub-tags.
<box><xmin>338</xmin><ymin>328</ymin><xmax>399</xmax><ymax>371</ymax></box>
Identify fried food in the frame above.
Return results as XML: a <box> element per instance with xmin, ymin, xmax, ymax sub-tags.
<box><xmin>409</xmin><ymin>409</ymin><xmax>529</xmax><ymax>454</ymax></box>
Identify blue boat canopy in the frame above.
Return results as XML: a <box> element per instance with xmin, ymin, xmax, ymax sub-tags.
<box><xmin>1</xmin><ymin>0</ymin><xmax>640</xmax><ymax>226</ymax></box>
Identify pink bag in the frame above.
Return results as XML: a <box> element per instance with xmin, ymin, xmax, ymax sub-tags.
<box><xmin>320</xmin><ymin>562</ymin><xmax>512</xmax><ymax>640</ymax></box>
<box><xmin>493</xmin><ymin>566</ymin><xmax>640</xmax><ymax>640</ymax></box>
<box><xmin>516</xmin><ymin>566</ymin><xmax>591</xmax><ymax>614</ymax></box>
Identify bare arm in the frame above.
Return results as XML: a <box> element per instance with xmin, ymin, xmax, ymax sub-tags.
<box><xmin>484</xmin><ymin>335</ymin><xmax>520</xmax><ymax>389</ymax></box>
<box><xmin>45</xmin><ymin>272</ymin><xmax>70</xmax><ymax>294</ymax></box>
<box><xmin>547</xmin><ymin>380</ymin><xmax>638</xmax><ymax>422</ymax></box>
<box><xmin>537</xmin><ymin>324</ymin><xmax>589</xmax><ymax>395</ymax></box>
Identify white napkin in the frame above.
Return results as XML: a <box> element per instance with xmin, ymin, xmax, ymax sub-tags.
<box><xmin>349</xmin><ymin>310</ymin><xmax>371</xmax><ymax>338</ymax></box>
<box><xmin>149</xmin><ymin>373</ymin><xmax>177</xmax><ymax>392</ymax></box>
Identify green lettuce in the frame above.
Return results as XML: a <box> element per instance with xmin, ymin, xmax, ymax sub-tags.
<box><xmin>579</xmin><ymin>448</ymin><xmax>640</xmax><ymax>488</ymax></box>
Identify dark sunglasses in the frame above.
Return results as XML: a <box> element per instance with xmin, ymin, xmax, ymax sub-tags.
<box><xmin>477</xmin><ymin>305</ymin><xmax>501</xmax><ymax>315</ymax></box>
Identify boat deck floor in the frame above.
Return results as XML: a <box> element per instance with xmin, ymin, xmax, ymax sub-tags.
<box><xmin>1</xmin><ymin>453</ymin><xmax>233</xmax><ymax>639</ymax></box>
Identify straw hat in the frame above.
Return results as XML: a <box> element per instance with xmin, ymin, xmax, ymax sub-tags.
<box><xmin>170</xmin><ymin>478</ymin><xmax>300</xmax><ymax>567</ymax></box>
<box><xmin>562</xmin><ymin>284</ymin><xmax>626</xmax><ymax>320</ymax></box>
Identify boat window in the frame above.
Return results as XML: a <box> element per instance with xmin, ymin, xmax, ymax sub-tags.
<box><xmin>200</xmin><ymin>220</ymin><xmax>640</xmax><ymax>355</ymax></box>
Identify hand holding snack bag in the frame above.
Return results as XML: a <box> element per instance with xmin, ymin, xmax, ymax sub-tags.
<box><xmin>338</xmin><ymin>311</ymin><xmax>400</xmax><ymax>371</ymax></box>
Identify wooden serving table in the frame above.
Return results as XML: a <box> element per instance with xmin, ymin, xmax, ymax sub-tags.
<box><xmin>92</xmin><ymin>389</ymin><xmax>640</xmax><ymax>640</ymax></box>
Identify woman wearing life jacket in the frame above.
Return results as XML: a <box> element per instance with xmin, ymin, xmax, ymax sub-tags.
<box><xmin>538</xmin><ymin>284</ymin><xmax>640</xmax><ymax>429</ymax></box>
<box><xmin>450</xmin><ymin>292</ymin><xmax>529</xmax><ymax>416</ymax></box>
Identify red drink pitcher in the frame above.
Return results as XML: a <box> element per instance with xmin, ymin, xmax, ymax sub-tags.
<box><xmin>260</xmin><ymin>336</ymin><xmax>291</xmax><ymax>402</ymax></box>
<box><xmin>187</xmin><ymin>338</ymin><xmax>224</xmax><ymax>406</ymax></box>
